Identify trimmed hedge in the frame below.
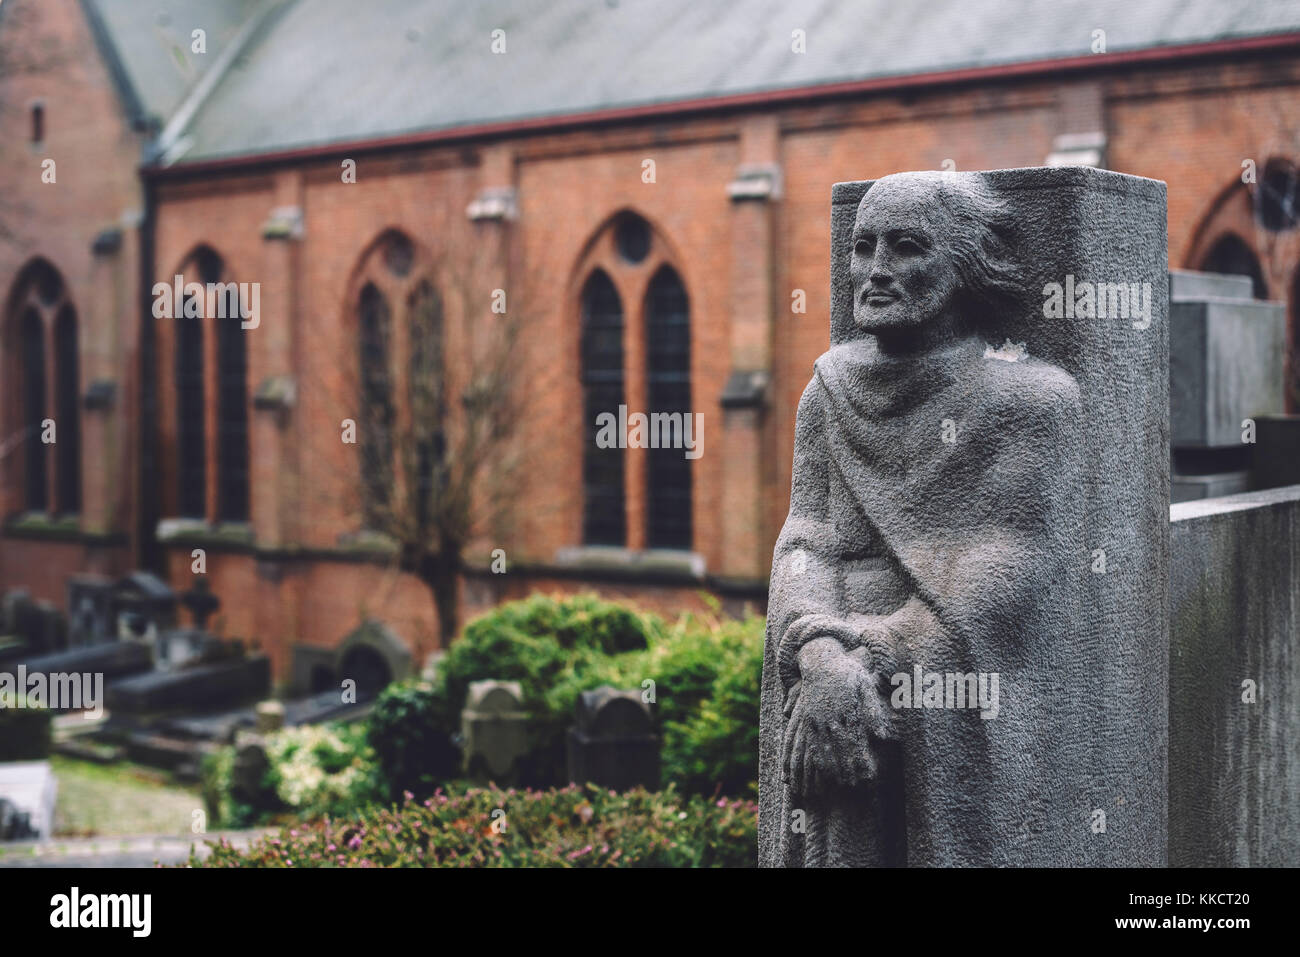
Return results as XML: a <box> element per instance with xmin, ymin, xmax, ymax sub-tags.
<box><xmin>190</xmin><ymin>783</ymin><xmax>757</xmax><ymax>867</ymax></box>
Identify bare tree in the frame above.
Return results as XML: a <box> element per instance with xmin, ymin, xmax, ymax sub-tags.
<box><xmin>313</xmin><ymin>227</ymin><xmax>535</xmax><ymax>650</ymax></box>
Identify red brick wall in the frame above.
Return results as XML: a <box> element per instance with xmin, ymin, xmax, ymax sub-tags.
<box><xmin>0</xmin><ymin>0</ymin><xmax>142</xmax><ymax>606</ymax></box>
<box><xmin>3</xmin><ymin>5</ymin><xmax>1298</xmax><ymax>675</ymax></box>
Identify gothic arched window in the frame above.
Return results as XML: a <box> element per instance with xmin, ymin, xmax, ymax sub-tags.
<box><xmin>644</xmin><ymin>266</ymin><xmax>692</xmax><ymax>550</ymax></box>
<box><xmin>171</xmin><ymin>247</ymin><xmax>249</xmax><ymax>523</ymax></box>
<box><xmin>4</xmin><ymin>259</ymin><xmax>79</xmax><ymax>517</ymax></box>
<box><xmin>407</xmin><ymin>280</ymin><xmax>446</xmax><ymax>531</ymax></box>
<box><xmin>1201</xmin><ymin>234</ymin><xmax>1268</xmax><ymax>300</ymax></box>
<box><xmin>175</xmin><ymin>289</ymin><xmax>206</xmax><ymax>519</ymax></box>
<box><xmin>20</xmin><ymin>309</ymin><xmax>47</xmax><ymax>512</ymax></box>
<box><xmin>216</xmin><ymin>302</ymin><xmax>249</xmax><ymax>522</ymax></box>
<box><xmin>358</xmin><ymin>282</ymin><xmax>394</xmax><ymax>527</ymax></box>
<box><xmin>580</xmin><ymin>270</ymin><xmax>626</xmax><ymax>546</ymax></box>
<box><xmin>54</xmin><ymin>306</ymin><xmax>80</xmax><ymax>515</ymax></box>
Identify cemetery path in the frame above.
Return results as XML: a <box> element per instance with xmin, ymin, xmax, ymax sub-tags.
<box><xmin>0</xmin><ymin>830</ymin><xmax>275</xmax><ymax>868</ymax></box>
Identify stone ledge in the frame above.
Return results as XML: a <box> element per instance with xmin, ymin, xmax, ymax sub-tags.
<box><xmin>0</xmin><ymin>515</ymin><xmax>128</xmax><ymax>547</ymax></box>
<box><xmin>1170</xmin><ymin>482</ymin><xmax>1300</xmax><ymax>522</ymax></box>
<box><xmin>156</xmin><ymin>519</ymin><xmax>255</xmax><ymax>547</ymax></box>
<box><xmin>553</xmin><ymin>546</ymin><xmax>705</xmax><ymax>579</ymax></box>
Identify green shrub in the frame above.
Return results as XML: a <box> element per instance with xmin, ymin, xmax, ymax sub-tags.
<box><xmin>365</xmin><ymin>679</ymin><xmax>460</xmax><ymax>798</ymax></box>
<box><xmin>371</xmin><ymin>594</ymin><xmax>665</xmax><ymax>794</ymax></box>
<box><xmin>189</xmin><ymin>783</ymin><xmax>757</xmax><ymax>868</ymax></box>
<box><xmin>367</xmin><ymin>593</ymin><xmax>764</xmax><ymax>800</ymax></box>
<box><xmin>0</xmin><ymin>691</ymin><xmax>52</xmax><ymax>761</ymax></box>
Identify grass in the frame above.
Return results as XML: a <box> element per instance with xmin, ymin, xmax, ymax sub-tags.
<box><xmin>48</xmin><ymin>756</ymin><xmax>204</xmax><ymax>838</ymax></box>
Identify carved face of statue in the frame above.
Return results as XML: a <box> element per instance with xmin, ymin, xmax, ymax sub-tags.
<box><xmin>850</xmin><ymin>176</ymin><xmax>962</xmax><ymax>340</ymax></box>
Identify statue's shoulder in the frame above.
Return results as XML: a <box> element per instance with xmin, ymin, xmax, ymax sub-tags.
<box><xmin>979</xmin><ymin>348</ymin><xmax>1081</xmax><ymax>420</ymax></box>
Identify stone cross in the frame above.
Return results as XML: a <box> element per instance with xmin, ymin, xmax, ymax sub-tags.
<box><xmin>758</xmin><ymin>168</ymin><xmax>1169</xmax><ymax>867</ymax></box>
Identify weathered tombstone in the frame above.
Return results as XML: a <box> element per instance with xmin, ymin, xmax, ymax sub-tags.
<box><xmin>0</xmin><ymin>797</ymin><xmax>38</xmax><ymax>841</ymax></box>
<box><xmin>0</xmin><ymin>761</ymin><xmax>57</xmax><ymax>839</ymax></box>
<box><xmin>0</xmin><ymin>592</ymin><xmax>32</xmax><ymax>663</ymax></box>
<box><xmin>111</xmin><ymin>571</ymin><xmax>178</xmax><ymax>646</ymax></box>
<box><xmin>32</xmin><ymin>601</ymin><xmax>67</xmax><ymax>654</ymax></box>
<box><xmin>67</xmin><ymin>574</ymin><xmax>115</xmax><ymax>647</ymax></box>
<box><xmin>460</xmin><ymin>680</ymin><xmax>529</xmax><ymax>784</ymax></box>
<box><xmin>1168</xmin><ymin>268</ymin><xmax>1285</xmax><ymax>501</ymax></box>
<box><xmin>759</xmin><ymin>168</ymin><xmax>1169</xmax><ymax>867</ymax></box>
<box><xmin>153</xmin><ymin>627</ymin><xmax>214</xmax><ymax>671</ymax></box>
<box><xmin>2</xmin><ymin>590</ymin><xmax>32</xmax><ymax>637</ymax></box>
<box><xmin>255</xmin><ymin>700</ymin><xmax>285</xmax><ymax>733</ymax></box>
<box><xmin>179</xmin><ymin>577</ymin><xmax>221</xmax><ymax>630</ymax></box>
<box><xmin>566</xmin><ymin>686</ymin><xmax>659</xmax><ymax>791</ymax></box>
<box><xmin>229</xmin><ymin>736</ymin><xmax>276</xmax><ymax>809</ymax></box>
<box><xmin>106</xmin><ymin>655</ymin><xmax>271</xmax><ymax>714</ymax></box>
<box><xmin>7</xmin><ymin>592</ymin><xmax>44</xmax><ymax>652</ymax></box>
<box><xmin>1251</xmin><ymin>413</ymin><xmax>1300</xmax><ymax>490</ymax></box>
<box><xmin>1169</xmin><ymin>485</ymin><xmax>1300</xmax><ymax>866</ymax></box>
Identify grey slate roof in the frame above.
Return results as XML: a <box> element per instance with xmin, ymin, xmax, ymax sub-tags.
<box><xmin>87</xmin><ymin>0</ymin><xmax>1300</xmax><ymax>165</ymax></box>
<box><xmin>85</xmin><ymin>0</ymin><xmax>260</xmax><ymax>127</ymax></box>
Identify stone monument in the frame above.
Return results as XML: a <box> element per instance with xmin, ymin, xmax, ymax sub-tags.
<box><xmin>758</xmin><ymin>168</ymin><xmax>1169</xmax><ymax>867</ymax></box>
<box><xmin>566</xmin><ymin>685</ymin><xmax>660</xmax><ymax>791</ymax></box>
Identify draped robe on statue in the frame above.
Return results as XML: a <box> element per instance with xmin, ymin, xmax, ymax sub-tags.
<box><xmin>758</xmin><ymin>333</ymin><xmax>1085</xmax><ymax>866</ymax></box>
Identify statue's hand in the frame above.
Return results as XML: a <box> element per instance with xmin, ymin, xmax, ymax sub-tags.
<box><xmin>782</xmin><ymin>636</ymin><xmax>893</xmax><ymax>798</ymax></box>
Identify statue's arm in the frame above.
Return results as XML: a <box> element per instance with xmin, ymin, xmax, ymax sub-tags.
<box><xmin>769</xmin><ymin>379</ymin><xmax>860</xmax><ymax>689</ymax></box>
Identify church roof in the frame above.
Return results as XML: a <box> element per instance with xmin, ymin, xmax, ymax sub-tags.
<box><xmin>81</xmin><ymin>0</ymin><xmax>1300</xmax><ymax>166</ymax></box>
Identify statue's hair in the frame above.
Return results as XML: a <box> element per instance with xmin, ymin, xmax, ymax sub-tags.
<box><xmin>867</xmin><ymin>172</ymin><xmax>1024</xmax><ymax>327</ymax></box>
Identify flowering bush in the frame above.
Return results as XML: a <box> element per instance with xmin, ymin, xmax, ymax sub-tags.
<box><xmin>265</xmin><ymin>724</ymin><xmax>381</xmax><ymax>813</ymax></box>
<box><xmin>190</xmin><ymin>783</ymin><xmax>757</xmax><ymax>868</ymax></box>
<box><xmin>203</xmin><ymin>722</ymin><xmax>382</xmax><ymax>827</ymax></box>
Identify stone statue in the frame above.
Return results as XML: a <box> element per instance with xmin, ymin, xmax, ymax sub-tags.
<box><xmin>759</xmin><ymin>171</ymin><xmax>1093</xmax><ymax>866</ymax></box>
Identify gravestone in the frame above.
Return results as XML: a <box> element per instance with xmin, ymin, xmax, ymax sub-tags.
<box><xmin>32</xmin><ymin>601</ymin><xmax>66</xmax><ymax>655</ymax></box>
<box><xmin>759</xmin><ymin>168</ymin><xmax>1169</xmax><ymax>867</ymax></box>
<box><xmin>0</xmin><ymin>797</ymin><xmax>38</xmax><ymax>841</ymax></box>
<box><xmin>460</xmin><ymin>680</ymin><xmax>529</xmax><ymax>784</ymax></box>
<box><xmin>255</xmin><ymin>700</ymin><xmax>285</xmax><ymax>733</ymax></box>
<box><xmin>67</xmin><ymin>575</ymin><xmax>114</xmax><ymax>647</ymax></box>
<box><xmin>2</xmin><ymin>590</ymin><xmax>32</xmax><ymax>635</ymax></box>
<box><xmin>153</xmin><ymin>627</ymin><xmax>216</xmax><ymax>671</ymax></box>
<box><xmin>1167</xmin><ymin>268</ymin><xmax>1285</xmax><ymax>501</ymax></box>
<box><xmin>1251</xmin><ymin>414</ymin><xmax>1300</xmax><ymax>490</ymax></box>
<box><xmin>14</xmin><ymin>640</ymin><xmax>153</xmax><ymax>684</ymax></box>
<box><xmin>111</xmin><ymin>571</ymin><xmax>178</xmax><ymax>645</ymax></box>
<box><xmin>106</xmin><ymin>655</ymin><xmax>271</xmax><ymax>714</ymax></box>
<box><xmin>1170</xmin><ymin>486</ymin><xmax>1300</xmax><ymax>866</ymax></box>
<box><xmin>6</xmin><ymin>593</ymin><xmax>48</xmax><ymax>654</ymax></box>
<box><xmin>0</xmin><ymin>761</ymin><xmax>57</xmax><ymax>840</ymax></box>
<box><xmin>566</xmin><ymin>686</ymin><xmax>659</xmax><ymax>791</ymax></box>
<box><xmin>229</xmin><ymin>736</ymin><xmax>276</xmax><ymax>809</ymax></box>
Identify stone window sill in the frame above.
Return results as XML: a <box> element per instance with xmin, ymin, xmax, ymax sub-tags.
<box><xmin>157</xmin><ymin>519</ymin><xmax>255</xmax><ymax>546</ymax></box>
<box><xmin>335</xmin><ymin>529</ymin><xmax>400</xmax><ymax>557</ymax></box>
<box><xmin>3</xmin><ymin>512</ymin><xmax>82</xmax><ymax>540</ymax></box>
<box><xmin>553</xmin><ymin>546</ymin><xmax>706</xmax><ymax>579</ymax></box>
